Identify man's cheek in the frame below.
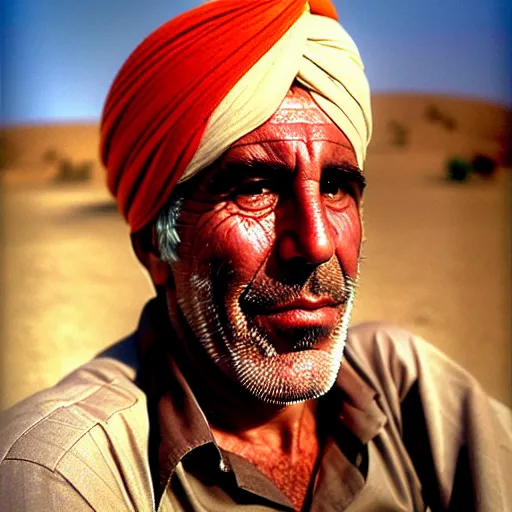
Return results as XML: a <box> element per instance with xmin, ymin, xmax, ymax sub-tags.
<box><xmin>193</xmin><ymin>214</ymin><xmax>275</xmax><ymax>278</ymax></box>
<box><xmin>234</xmin><ymin>215</ymin><xmax>275</xmax><ymax>259</ymax></box>
<box><xmin>177</xmin><ymin>202</ymin><xmax>233</xmax><ymax>260</ymax></box>
<box><xmin>328</xmin><ymin>207</ymin><xmax>362</xmax><ymax>279</ymax></box>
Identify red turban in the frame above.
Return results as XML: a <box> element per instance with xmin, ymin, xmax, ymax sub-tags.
<box><xmin>101</xmin><ymin>0</ymin><xmax>372</xmax><ymax>232</ymax></box>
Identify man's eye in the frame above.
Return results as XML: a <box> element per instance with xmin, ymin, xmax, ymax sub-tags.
<box><xmin>233</xmin><ymin>180</ymin><xmax>277</xmax><ymax>212</ymax></box>
<box><xmin>320</xmin><ymin>175</ymin><xmax>352</xmax><ymax>208</ymax></box>
<box><xmin>237</xmin><ymin>181</ymin><xmax>271</xmax><ymax>196</ymax></box>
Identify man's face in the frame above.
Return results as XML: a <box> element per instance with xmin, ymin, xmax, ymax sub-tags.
<box><xmin>168</xmin><ymin>87</ymin><xmax>364</xmax><ymax>405</ymax></box>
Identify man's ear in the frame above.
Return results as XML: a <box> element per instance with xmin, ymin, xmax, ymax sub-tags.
<box><xmin>131</xmin><ymin>228</ymin><xmax>174</xmax><ymax>289</ymax></box>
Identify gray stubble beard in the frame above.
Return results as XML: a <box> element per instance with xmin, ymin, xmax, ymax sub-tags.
<box><xmin>172</xmin><ymin>269</ymin><xmax>358</xmax><ymax>406</ymax></box>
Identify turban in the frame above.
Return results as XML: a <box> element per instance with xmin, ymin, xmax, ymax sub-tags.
<box><xmin>101</xmin><ymin>0</ymin><xmax>372</xmax><ymax>233</ymax></box>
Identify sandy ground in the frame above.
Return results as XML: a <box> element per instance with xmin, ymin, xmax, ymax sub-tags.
<box><xmin>1</xmin><ymin>153</ymin><xmax>511</xmax><ymax>409</ymax></box>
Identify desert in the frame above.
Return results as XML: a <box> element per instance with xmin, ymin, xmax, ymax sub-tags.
<box><xmin>1</xmin><ymin>93</ymin><xmax>510</xmax><ymax>409</ymax></box>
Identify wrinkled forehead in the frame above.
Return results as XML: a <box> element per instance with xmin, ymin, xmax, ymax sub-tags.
<box><xmin>268</xmin><ymin>86</ymin><xmax>335</xmax><ymax>125</ymax></box>
<box><xmin>231</xmin><ymin>86</ymin><xmax>354</xmax><ymax>151</ymax></box>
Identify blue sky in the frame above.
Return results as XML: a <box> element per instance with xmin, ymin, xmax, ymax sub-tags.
<box><xmin>2</xmin><ymin>0</ymin><xmax>511</xmax><ymax>125</ymax></box>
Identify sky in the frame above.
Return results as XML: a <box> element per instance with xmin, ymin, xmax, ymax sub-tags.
<box><xmin>2</xmin><ymin>0</ymin><xmax>511</xmax><ymax>125</ymax></box>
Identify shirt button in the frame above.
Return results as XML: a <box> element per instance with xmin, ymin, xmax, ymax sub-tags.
<box><xmin>219</xmin><ymin>458</ymin><xmax>230</xmax><ymax>472</ymax></box>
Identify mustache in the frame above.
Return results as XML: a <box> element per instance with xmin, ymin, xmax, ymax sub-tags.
<box><xmin>240</xmin><ymin>258</ymin><xmax>355</xmax><ymax>313</ymax></box>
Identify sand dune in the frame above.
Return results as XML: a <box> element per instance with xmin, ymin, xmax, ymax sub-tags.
<box><xmin>2</xmin><ymin>93</ymin><xmax>510</xmax><ymax>182</ymax></box>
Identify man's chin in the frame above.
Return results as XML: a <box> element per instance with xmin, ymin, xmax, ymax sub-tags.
<box><xmin>229</xmin><ymin>343</ymin><xmax>345</xmax><ymax>406</ymax></box>
<box><xmin>222</xmin><ymin>299</ymin><xmax>354</xmax><ymax>405</ymax></box>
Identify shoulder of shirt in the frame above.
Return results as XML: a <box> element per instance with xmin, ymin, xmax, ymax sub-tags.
<box><xmin>345</xmin><ymin>321</ymin><xmax>483</xmax><ymax>401</ymax></box>
<box><xmin>347</xmin><ymin>321</ymin><xmax>444</xmax><ymax>362</ymax></box>
<box><xmin>0</xmin><ymin>356</ymin><xmax>146</xmax><ymax>471</ymax></box>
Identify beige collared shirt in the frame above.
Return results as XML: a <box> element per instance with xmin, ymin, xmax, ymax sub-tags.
<box><xmin>1</xmin><ymin>305</ymin><xmax>511</xmax><ymax>511</ymax></box>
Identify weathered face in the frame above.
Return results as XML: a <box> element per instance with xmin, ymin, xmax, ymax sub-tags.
<box><xmin>168</xmin><ymin>87</ymin><xmax>364</xmax><ymax>405</ymax></box>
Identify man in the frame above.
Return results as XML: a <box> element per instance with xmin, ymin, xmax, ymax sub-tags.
<box><xmin>1</xmin><ymin>1</ymin><xmax>510</xmax><ymax>510</ymax></box>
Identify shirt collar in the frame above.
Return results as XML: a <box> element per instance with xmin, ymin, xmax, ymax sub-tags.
<box><xmin>332</xmin><ymin>360</ymin><xmax>388</xmax><ymax>444</ymax></box>
<box><xmin>156</xmin><ymin>356</ymin><xmax>230</xmax><ymax>487</ymax></box>
<box><xmin>136</xmin><ymin>298</ymin><xmax>230</xmax><ymax>491</ymax></box>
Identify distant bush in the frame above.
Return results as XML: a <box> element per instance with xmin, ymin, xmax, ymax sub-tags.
<box><xmin>425</xmin><ymin>105</ymin><xmax>457</xmax><ymax>131</ymax></box>
<box><xmin>388</xmin><ymin>121</ymin><xmax>409</xmax><ymax>147</ymax></box>
<box><xmin>0</xmin><ymin>136</ymin><xmax>17</xmax><ymax>169</ymax></box>
<box><xmin>0</xmin><ymin>136</ymin><xmax>5</xmax><ymax>170</ymax></box>
<box><xmin>42</xmin><ymin>147</ymin><xmax>94</xmax><ymax>183</ymax></box>
<box><xmin>54</xmin><ymin>159</ymin><xmax>93</xmax><ymax>182</ymax></box>
<box><xmin>471</xmin><ymin>155</ymin><xmax>497</xmax><ymax>179</ymax></box>
<box><xmin>42</xmin><ymin>148</ymin><xmax>59</xmax><ymax>164</ymax></box>
<box><xmin>446</xmin><ymin>157</ymin><xmax>471</xmax><ymax>182</ymax></box>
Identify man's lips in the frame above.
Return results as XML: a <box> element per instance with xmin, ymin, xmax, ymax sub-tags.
<box><xmin>264</xmin><ymin>297</ymin><xmax>340</xmax><ymax>313</ymax></box>
<box><xmin>252</xmin><ymin>297</ymin><xmax>344</xmax><ymax>331</ymax></box>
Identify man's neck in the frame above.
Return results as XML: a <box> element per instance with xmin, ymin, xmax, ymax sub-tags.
<box><xmin>210</xmin><ymin>399</ymin><xmax>319</xmax><ymax>458</ymax></box>
<box><xmin>211</xmin><ymin>400</ymin><xmax>320</xmax><ymax>511</ymax></box>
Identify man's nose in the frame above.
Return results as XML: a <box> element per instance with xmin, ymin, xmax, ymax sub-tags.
<box><xmin>277</xmin><ymin>190</ymin><xmax>335</xmax><ymax>266</ymax></box>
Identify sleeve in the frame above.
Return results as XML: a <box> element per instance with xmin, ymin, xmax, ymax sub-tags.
<box><xmin>347</xmin><ymin>323</ymin><xmax>512</xmax><ymax>512</ymax></box>
<box><xmin>0</xmin><ymin>459</ymin><xmax>94</xmax><ymax>511</ymax></box>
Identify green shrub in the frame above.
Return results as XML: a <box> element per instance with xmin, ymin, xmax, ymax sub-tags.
<box><xmin>472</xmin><ymin>154</ymin><xmax>497</xmax><ymax>178</ymax></box>
<box><xmin>446</xmin><ymin>157</ymin><xmax>471</xmax><ymax>182</ymax></box>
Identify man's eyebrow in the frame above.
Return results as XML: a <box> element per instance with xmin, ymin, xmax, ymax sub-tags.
<box><xmin>207</xmin><ymin>160</ymin><xmax>366</xmax><ymax>191</ymax></box>
<box><xmin>324</xmin><ymin>162</ymin><xmax>366</xmax><ymax>191</ymax></box>
<box><xmin>209</xmin><ymin>161</ymin><xmax>291</xmax><ymax>188</ymax></box>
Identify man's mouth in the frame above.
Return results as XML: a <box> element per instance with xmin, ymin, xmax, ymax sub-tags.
<box><xmin>244</xmin><ymin>296</ymin><xmax>345</xmax><ymax>354</ymax></box>
<box><xmin>258</xmin><ymin>304</ymin><xmax>342</xmax><ymax>331</ymax></box>
<box><xmin>264</xmin><ymin>296</ymin><xmax>340</xmax><ymax>313</ymax></box>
